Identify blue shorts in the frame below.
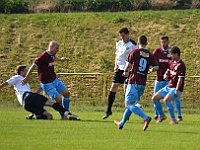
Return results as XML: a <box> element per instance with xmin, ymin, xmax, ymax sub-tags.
<box><xmin>40</xmin><ymin>77</ymin><xmax>66</xmax><ymax>100</ymax></box>
<box><xmin>154</xmin><ymin>80</ymin><xmax>169</xmax><ymax>94</ymax></box>
<box><xmin>158</xmin><ymin>86</ymin><xmax>183</xmax><ymax>100</ymax></box>
<box><xmin>125</xmin><ymin>84</ymin><xmax>145</xmax><ymax>103</ymax></box>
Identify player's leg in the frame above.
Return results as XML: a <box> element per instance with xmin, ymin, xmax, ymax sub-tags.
<box><xmin>40</xmin><ymin>81</ymin><xmax>64</xmax><ymax>119</ymax></box>
<box><xmin>165</xmin><ymin>88</ymin><xmax>183</xmax><ymax>124</ymax></box>
<box><xmin>55</xmin><ymin>78</ymin><xmax>71</xmax><ymax>112</ymax></box>
<box><xmin>24</xmin><ymin>93</ymin><xmax>51</xmax><ymax>119</ymax></box>
<box><xmin>152</xmin><ymin>87</ymin><xmax>167</xmax><ymax>122</ymax></box>
<box><xmin>103</xmin><ymin>70</ymin><xmax>124</xmax><ymax>119</ymax></box>
<box><xmin>173</xmin><ymin>97</ymin><xmax>182</xmax><ymax>121</ymax></box>
<box><xmin>153</xmin><ymin>80</ymin><xmax>160</xmax><ymax>119</ymax></box>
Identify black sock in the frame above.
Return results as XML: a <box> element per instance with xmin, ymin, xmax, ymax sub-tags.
<box><xmin>106</xmin><ymin>91</ymin><xmax>116</xmax><ymax>113</ymax></box>
<box><xmin>52</xmin><ymin>103</ymin><xmax>66</xmax><ymax>113</ymax></box>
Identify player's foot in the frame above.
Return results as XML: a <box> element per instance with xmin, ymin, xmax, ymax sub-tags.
<box><xmin>26</xmin><ymin>114</ymin><xmax>36</xmax><ymax>120</ymax></box>
<box><xmin>68</xmin><ymin>113</ymin><xmax>80</xmax><ymax>120</ymax></box>
<box><xmin>177</xmin><ymin>116</ymin><xmax>183</xmax><ymax>121</ymax></box>
<box><xmin>143</xmin><ymin>116</ymin><xmax>151</xmax><ymax>131</ymax></box>
<box><xmin>114</xmin><ymin>120</ymin><xmax>123</xmax><ymax>129</ymax></box>
<box><xmin>63</xmin><ymin>111</ymin><xmax>69</xmax><ymax>120</ymax></box>
<box><xmin>170</xmin><ymin>118</ymin><xmax>178</xmax><ymax>124</ymax></box>
<box><xmin>154</xmin><ymin>116</ymin><xmax>158</xmax><ymax>120</ymax></box>
<box><xmin>102</xmin><ymin>111</ymin><xmax>112</xmax><ymax>119</ymax></box>
<box><xmin>156</xmin><ymin>115</ymin><xmax>167</xmax><ymax>123</ymax></box>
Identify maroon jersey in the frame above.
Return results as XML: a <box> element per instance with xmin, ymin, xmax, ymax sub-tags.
<box><xmin>127</xmin><ymin>48</ymin><xmax>159</xmax><ymax>86</ymax></box>
<box><xmin>34</xmin><ymin>51</ymin><xmax>56</xmax><ymax>84</ymax></box>
<box><xmin>153</xmin><ymin>48</ymin><xmax>171</xmax><ymax>81</ymax></box>
<box><xmin>168</xmin><ymin>59</ymin><xmax>186</xmax><ymax>92</ymax></box>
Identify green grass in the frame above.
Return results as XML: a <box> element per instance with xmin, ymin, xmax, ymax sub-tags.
<box><xmin>0</xmin><ymin>105</ymin><xmax>200</xmax><ymax>150</ymax></box>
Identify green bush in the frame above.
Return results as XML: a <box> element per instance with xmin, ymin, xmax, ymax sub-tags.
<box><xmin>0</xmin><ymin>0</ymin><xmax>28</xmax><ymax>13</ymax></box>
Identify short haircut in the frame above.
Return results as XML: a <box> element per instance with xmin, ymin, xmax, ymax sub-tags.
<box><xmin>160</xmin><ymin>35</ymin><xmax>169</xmax><ymax>41</ymax></box>
<box><xmin>170</xmin><ymin>46</ymin><xmax>180</xmax><ymax>56</ymax></box>
<box><xmin>138</xmin><ymin>35</ymin><xmax>147</xmax><ymax>45</ymax></box>
<box><xmin>119</xmin><ymin>27</ymin><xmax>129</xmax><ymax>34</ymax></box>
<box><xmin>15</xmin><ymin>65</ymin><xmax>26</xmax><ymax>75</ymax></box>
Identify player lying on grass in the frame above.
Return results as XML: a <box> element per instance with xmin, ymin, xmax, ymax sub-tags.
<box><xmin>0</xmin><ymin>65</ymin><xmax>79</xmax><ymax>120</ymax></box>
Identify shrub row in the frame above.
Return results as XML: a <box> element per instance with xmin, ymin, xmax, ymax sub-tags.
<box><xmin>0</xmin><ymin>0</ymin><xmax>199</xmax><ymax>13</ymax></box>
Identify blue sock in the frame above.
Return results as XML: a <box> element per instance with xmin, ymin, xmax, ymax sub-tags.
<box><xmin>62</xmin><ymin>97</ymin><xmax>70</xmax><ymax>111</ymax></box>
<box><xmin>154</xmin><ymin>103</ymin><xmax>159</xmax><ymax>117</ymax></box>
<box><xmin>165</xmin><ymin>101</ymin><xmax>175</xmax><ymax>119</ymax></box>
<box><xmin>119</xmin><ymin>108</ymin><xmax>132</xmax><ymax>126</ymax></box>
<box><xmin>174</xmin><ymin>98</ymin><xmax>182</xmax><ymax>117</ymax></box>
<box><xmin>154</xmin><ymin>101</ymin><xmax>164</xmax><ymax>116</ymax></box>
<box><xmin>127</xmin><ymin>104</ymin><xmax>148</xmax><ymax>120</ymax></box>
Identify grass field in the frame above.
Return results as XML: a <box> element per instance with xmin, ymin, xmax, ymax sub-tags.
<box><xmin>0</xmin><ymin>104</ymin><xmax>200</xmax><ymax>150</ymax></box>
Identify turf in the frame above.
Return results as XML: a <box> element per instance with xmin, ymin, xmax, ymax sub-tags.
<box><xmin>0</xmin><ymin>105</ymin><xmax>199</xmax><ymax>150</ymax></box>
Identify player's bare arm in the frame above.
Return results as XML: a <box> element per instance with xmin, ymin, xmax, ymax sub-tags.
<box><xmin>114</xmin><ymin>56</ymin><xmax>118</xmax><ymax>72</ymax></box>
<box><xmin>0</xmin><ymin>82</ymin><xmax>9</xmax><ymax>90</ymax></box>
<box><xmin>175</xmin><ymin>77</ymin><xmax>184</xmax><ymax>97</ymax></box>
<box><xmin>123</xmin><ymin>63</ymin><xmax>131</xmax><ymax>77</ymax></box>
<box><xmin>21</xmin><ymin>63</ymin><xmax>37</xmax><ymax>85</ymax></box>
<box><xmin>163</xmin><ymin>69</ymin><xmax>170</xmax><ymax>80</ymax></box>
<box><xmin>54</xmin><ymin>56</ymin><xmax>68</xmax><ymax>62</ymax></box>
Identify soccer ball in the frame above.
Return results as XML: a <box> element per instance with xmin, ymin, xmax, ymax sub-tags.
<box><xmin>135</xmin><ymin>103</ymin><xmax>142</xmax><ymax>108</ymax></box>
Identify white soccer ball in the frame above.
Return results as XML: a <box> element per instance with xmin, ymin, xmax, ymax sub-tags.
<box><xmin>135</xmin><ymin>103</ymin><xmax>142</xmax><ymax>108</ymax></box>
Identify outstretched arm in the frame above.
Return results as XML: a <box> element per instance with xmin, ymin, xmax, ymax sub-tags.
<box><xmin>21</xmin><ymin>63</ymin><xmax>37</xmax><ymax>85</ymax></box>
<box><xmin>0</xmin><ymin>81</ymin><xmax>9</xmax><ymax>90</ymax></box>
<box><xmin>54</xmin><ymin>56</ymin><xmax>68</xmax><ymax>62</ymax></box>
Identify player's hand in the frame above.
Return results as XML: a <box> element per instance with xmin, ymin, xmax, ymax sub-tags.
<box><xmin>123</xmin><ymin>71</ymin><xmax>129</xmax><ymax>77</ymax></box>
<box><xmin>114</xmin><ymin>66</ymin><xmax>118</xmax><ymax>72</ymax></box>
<box><xmin>60</xmin><ymin>57</ymin><xmax>68</xmax><ymax>61</ymax></box>
<box><xmin>21</xmin><ymin>77</ymin><xmax>28</xmax><ymax>86</ymax></box>
<box><xmin>163</xmin><ymin>74</ymin><xmax>169</xmax><ymax>80</ymax></box>
<box><xmin>175</xmin><ymin>90</ymin><xmax>180</xmax><ymax>98</ymax></box>
<box><xmin>148</xmin><ymin>68</ymin><xmax>153</xmax><ymax>74</ymax></box>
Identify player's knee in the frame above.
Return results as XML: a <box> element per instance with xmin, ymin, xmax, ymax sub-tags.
<box><xmin>46</xmin><ymin>113</ymin><xmax>53</xmax><ymax>120</ymax></box>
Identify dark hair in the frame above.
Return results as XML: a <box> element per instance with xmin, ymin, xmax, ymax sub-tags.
<box><xmin>15</xmin><ymin>65</ymin><xmax>26</xmax><ymax>75</ymax></box>
<box><xmin>170</xmin><ymin>46</ymin><xmax>180</xmax><ymax>56</ymax></box>
<box><xmin>138</xmin><ymin>35</ymin><xmax>147</xmax><ymax>45</ymax></box>
<box><xmin>119</xmin><ymin>27</ymin><xmax>129</xmax><ymax>34</ymax></box>
<box><xmin>160</xmin><ymin>35</ymin><xmax>169</xmax><ymax>41</ymax></box>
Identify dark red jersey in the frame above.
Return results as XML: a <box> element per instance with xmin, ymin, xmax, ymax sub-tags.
<box><xmin>34</xmin><ymin>51</ymin><xmax>56</xmax><ymax>84</ymax></box>
<box><xmin>168</xmin><ymin>59</ymin><xmax>186</xmax><ymax>92</ymax></box>
<box><xmin>153</xmin><ymin>48</ymin><xmax>171</xmax><ymax>81</ymax></box>
<box><xmin>127</xmin><ymin>48</ymin><xmax>159</xmax><ymax>86</ymax></box>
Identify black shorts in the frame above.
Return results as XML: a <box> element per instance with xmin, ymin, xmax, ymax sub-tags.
<box><xmin>23</xmin><ymin>92</ymin><xmax>48</xmax><ymax>115</ymax></box>
<box><xmin>112</xmin><ymin>69</ymin><xmax>128</xmax><ymax>84</ymax></box>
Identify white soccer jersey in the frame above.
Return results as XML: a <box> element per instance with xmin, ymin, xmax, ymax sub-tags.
<box><xmin>7</xmin><ymin>75</ymin><xmax>31</xmax><ymax>105</ymax></box>
<box><xmin>115</xmin><ymin>39</ymin><xmax>138</xmax><ymax>70</ymax></box>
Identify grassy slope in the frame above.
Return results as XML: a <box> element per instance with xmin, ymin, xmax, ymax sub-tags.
<box><xmin>0</xmin><ymin>10</ymin><xmax>199</xmax><ymax>74</ymax></box>
<box><xmin>0</xmin><ymin>10</ymin><xmax>199</xmax><ymax>110</ymax></box>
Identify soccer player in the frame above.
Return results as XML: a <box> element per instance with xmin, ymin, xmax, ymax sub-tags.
<box><xmin>152</xmin><ymin>46</ymin><xmax>186</xmax><ymax>124</ymax></box>
<box><xmin>103</xmin><ymin>27</ymin><xmax>137</xmax><ymax>119</ymax></box>
<box><xmin>21</xmin><ymin>41</ymin><xmax>80</xmax><ymax>120</ymax></box>
<box><xmin>153</xmin><ymin>36</ymin><xmax>183</xmax><ymax>122</ymax></box>
<box><xmin>114</xmin><ymin>35</ymin><xmax>159</xmax><ymax>131</ymax></box>
<box><xmin>0</xmin><ymin>65</ymin><xmax>69</xmax><ymax>120</ymax></box>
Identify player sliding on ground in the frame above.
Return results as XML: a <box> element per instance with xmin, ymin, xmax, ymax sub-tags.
<box><xmin>0</xmin><ymin>65</ymin><xmax>70</xmax><ymax>120</ymax></box>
